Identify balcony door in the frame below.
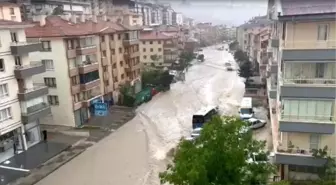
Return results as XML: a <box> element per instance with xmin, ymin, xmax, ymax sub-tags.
<box><xmin>10</xmin><ymin>32</ymin><xmax>18</xmax><ymax>42</ymax></box>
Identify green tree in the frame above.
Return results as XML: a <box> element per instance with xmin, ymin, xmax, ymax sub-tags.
<box><xmin>159</xmin><ymin>71</ymin><xmax>174</xmax><ymax>90</ymax></box>
<box><xmin>52</xmin><ymin>5</ymin><xmax>64</xmax><ymax>15</ymax></box>
<box><xmin>239</xmin><ymin>60</ymin><xmax>253</xmax><ymax>82</ymax></box>
<box><xmin>234</xmin><ymin>49</ymin><xmax>249</xmax><ymax>62</ymax></box>
<box><xmin>141</xmin><ymin>70</ymin><xmax>161</xmax><ymax>87</ymax></box>
<box><xmin>229</xmin><ymin>41</ymin><xmax>239</xmax><ymax>51</ymax></box>
<box><xmin>159</xmin><ymin>116</ymin><xmax>276</xmax><ymax>185</ymax></box>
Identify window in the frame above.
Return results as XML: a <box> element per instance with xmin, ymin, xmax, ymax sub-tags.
<box><xmin>112</xmin><ymin>63</ymin><xmax>116</xmax><ymax>68</ymax></box>
<box><xmin>158</xmin><ymin>48</ymin><xmax>162</xmax><ymax>52</ymax></box>
<box><xmin>14</xmin><ymin>56</ymin><xmax>21</xmax><ymax>66</ymax></box>
<box><xmin>48</xmin><ymin>95</ymin><xmax>59</xmax><ymax>105</ymax></box>
<box><xmin>309</xmin><ymin>134</ymin><xmax>320</xmax><ymax>150</ymax></box>
<box><xmin>44</xmin><ymin>77</ymin><xmax>57</xmax><ymax>87</ymax></box>
<box><xmin>9</xmin><ymin>8</ymin><xmax>14</xmax><ymax>15</ymax></box>
<box><xmin>282</xmin><ymin>99</ymin><xmax>333</xmax><ymax>121</ymax></box>
<box><xmin>10</xmin><ymin>32</ymin><xmax>17</xmax><ymax>42</ymax></box>
<box><xmin>110</xmin><ymin>34</ymin><xmax>114</xmax><ymax>40</ymax></box>
<box><xmin>0</xmin><ymin>59</ymin><xmax>4</xmax><ymax>71</ymax></box>
<box><xmin>158</xmin><ymin>41</ymin><xmax>161</xmax><ymax>44</ymax></box>
<box><xmin>121</xmin><ymin>74</ymin><xmax>124</xmax><ymax>79</ymax></box>
<box><xmin>315</xmin><ymin>63</ymin><xmax>325</xmax><ymax>78</ymax></box>
<box><xmin>43</xmin><ymin>60</ymin><xmax>54</xmax><ymax>71</ymax></box>
<box><xmin>143</xmin><ymin>55</ymin><xmax>147</xmax><ymax>59</ymax></box>
<box><xmin>0</xmin><ymin>84</ymin><xmax>8</xmax><ymax>98</ymax></box>
<box><xmin>111</xmin><ymin>49</ymin><xmax>115</xmax><ymax>55</ymax></box>
<box><xmin>102</xmin><ymin>50</ymin><xmax>107</xmax><ymax>57</ymax></box>
<box><xmin>119</xmin><ymin>47</ymin><xmax>122</xmax><ymax>53</ymax></box>
<box><xmin>317</xmin><ymin>24</ymin><xmax>329</xmax><ymax>41</ymax></box>
<box><xmin>149</xmin><ymin>41</ymin><xmax>153</xmax><ymax>44</ymax></box>
<box><xmin>118</xmin><ymin>34</ymin><xmax>121</xmax><ymax>40</ymax></box>
<box><xmin>67</xmin><ymin>40</ymin><xmax>74</xmax><ymax>49</ymax></box>
<box><xmin>41</xmin><ymin>41</ymin><xmax>51</xmax><ymax>51</ymax></box>
<box><xmin>101</xmin><ymin>36</ymin><xmax>105</xmax><ymax>42</ymax></box>
<box><xmin>143</xmin><ymin>48</ymin><xmax>146</xmax><ymax>52</ymax></box>
<box><xmin>0</xmin><ymin>107</ymin><xmax>12</xmax><ymax>122</ymax></box>
<box><xmin>150</xmin><ymin>48</ymin><xmax>153</xmax><ymax>52</ymax></box>
<box><xmin>120</xmin><ymin>61</ymin><xmax>123</xmax><ymax>67</ymax></box>
<box><xmin>142</xmin><ymin>41</ymin><xmax>146</xmax><ymax>44</ymax></box>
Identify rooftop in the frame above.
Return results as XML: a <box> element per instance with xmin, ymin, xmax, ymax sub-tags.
<box><xmin>280</xmin><ymin>0</ymin><xmax>336</xmax><ymax>16</ymax></box>
<box><xmin>139</xmin><ymin>31</ymin><xmax>172</xmax><ymax>40</ymax></box>
<box><xmin>0</xmin><ymin>19</ymin><xmax>33</xmax><ymax>29</ymax></box>
<box><xmin>0</xmin><ymin>2</ymin><xmax>19</xmax><ymax>7</ymax></box>
<box><xmin>25</xmin><ymin>15</ymin><xmax>139</xmax><ymax>38</ymax></box>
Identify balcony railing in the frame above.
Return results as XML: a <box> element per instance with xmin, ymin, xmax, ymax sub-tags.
<box><xmin>281</xmin><ymin>114</ymin><xmax>335</xmax><ymax>123</ymax></box>
<box><xmin>22</xmin><ymin>102</ymin><xmax>49</xmax><ymax>116</ymax></box>
<box><xmin>277</xmin><ymin>145</ymin><xmax>334</xmax><ymax>157</ymax></box>
<box><xmin>283</xmin><ymin>40</ymin><xmax>336</xmax><ymax>49</ymax></box>
<box><xmin>283</xmin><ymin>78</ymin><xmax>336</xmax><ymax>86</ymax></box>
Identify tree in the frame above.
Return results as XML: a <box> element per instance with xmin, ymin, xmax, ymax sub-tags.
<box><xmin>234</xmin><ymin>49</ymin><xmax>249</xmax><ymax>62</ymax></box>
<box><xmin>229</xmin><ymin>41</ymin><xmax>239</xmax><ymax>51</ymax></box>
<box><xmin>159</xmin><ymin>116</ymin><xmax>276</xmax><ymax>185</ymax></box>
<box><xmin>159</xmin><ymin>71</ymin><xmax>174</xmax><ymax>90</ymax></box>
<box><xmin>239</xmin><ymin>60</ymin><xmax>253</xmax><ymax>82</ymax></box>
<box><xmin>52</xmin><ymin>5</ymin><xmax>64</xmax><ymax>15</ymax></box>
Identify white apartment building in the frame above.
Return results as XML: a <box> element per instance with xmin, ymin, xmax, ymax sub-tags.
<box><xmin>132</xmin><ymin>1</ymin><xmax>152</xmax><ymax>26</ymax></box>
<box><xmin>150</xmin><ymin>5</ymin><xmax>163</xmax><ymax>25</ymax></box>
<box><xmin>162</xmin><ymin>6</ymin><xmax>173</xmax><ymax>25</ymax></box>
<box><xmin>172</xmin><ymin>12</ymin><xmax>183</xmax><ymax>25</ymax></box>
<box><xmin>0</xmin><ymin>20</ymin><xmax>49</xmax><ymax>162</ymax></box>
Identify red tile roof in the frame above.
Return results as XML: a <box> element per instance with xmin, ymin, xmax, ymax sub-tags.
<box><xmin>139</xmin><ymin>31</ymin><xmax>172</xmax><ymax>40</ymax></box>
<box><xmin>25</xmin><ymin>16</ymin><xmax>137</xmax><ymax>38</ymax></box>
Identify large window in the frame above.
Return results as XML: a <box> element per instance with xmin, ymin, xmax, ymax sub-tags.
<box><xmin>317</xmin><ymin>24</ymin><xmax>329</xmax><ymax>41</ymax></box>
<box><xmin>282</xmin><ymin>99</ymin><xmax>334</xmax><ymax>121</ymax></box>
<box><xmin>0</xmin><ymin>107</ymin><xmax>12</xmax><ymax>122</ymax></box>
<box><xmin>0</xmin><ymin>84</ymin><xmax>8</xmax><ymax>98</ymax></box>
<box><xmin>80</xmin><ymin>71</ymin><xmax>99</xmax><ymax>84</ymax></box>
<box><xmin>309</xmin><ymin>134</ymin><xmax>320</xmax><ymax>150</ymax></box>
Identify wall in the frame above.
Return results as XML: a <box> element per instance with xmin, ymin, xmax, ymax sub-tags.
<box><xmin>140</xmin><ymin>40</ymin><xmax>164</xmax><ymax>65</ymax></box>
<box><xmin>0</xmin><ymin>5</ymin><xmax>21</xmax><ymax>22</ymax></box>
<box><xmin>29</xmin><ymin>38</ymin><xmax>75</xmax><ymax>127</ymax></box>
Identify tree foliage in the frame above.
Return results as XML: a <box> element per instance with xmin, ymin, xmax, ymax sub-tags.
<box><xmin>141</xmin><ymin>70</ymin><xmax>173</xmax><ymax>88</ymax></box>
<box><xmin>159</xmin><ymin>70</ymin><xmax>174</xmax><ymax>88</ymax></box>
<box><xmin>234</xmin><ymin>49</ymin><xmax>249</xmax><ymax>62</ymax></box>
<box><xmin>229</xmin><ymin>41</ymin><xmax>239</xmax><ymax>51</ymax></box>
<box><xmin>159</xmin><ymin>116</ymin><xmax>276</xmax><ymax>185</ymax></box>
<box><xmin>52</xmin><ymin>5</ymin><xmax>64</xmax><ymax>15</ymax></box>
<box><xmin>239</xmin><ymin>60</ymin><xmax>253</xmax><ymax>81</ymax></box>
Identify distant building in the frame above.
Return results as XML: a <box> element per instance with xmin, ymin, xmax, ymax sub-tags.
<box><xmin>172</xmin><ymin>12</ymin><xmax>183</xmax><ymax>25</ymax></box>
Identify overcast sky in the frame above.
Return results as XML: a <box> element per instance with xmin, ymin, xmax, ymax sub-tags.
<box><xmin>168</xmin><ymin>0</ymin><xmax>268</xmax><ymax>26</ymax></box>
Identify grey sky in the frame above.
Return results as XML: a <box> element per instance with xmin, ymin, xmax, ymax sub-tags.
<box><xmin>169</xmin><ymin>0</ymin><xmax>268</xmax><ymax>26</ymax></box>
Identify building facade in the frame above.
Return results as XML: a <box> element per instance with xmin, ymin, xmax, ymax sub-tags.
<box><xmin>267</xmin><ymin>0</ymin><xmax>336</xmax><ymax>181</ymax></box>
<box><xmin>172</xmin><ymin>12</ymin><xmax>183</xmax><ymax>26</ymax></box>
<box><xmin>0</xmin><ymin>18</ymin><xmax>49</xmax><ymax>162</ymax></box>
<box><xmin>26</xmin><ymin>15</ymin><xmax>141</xmax><ymax>127</ymax></box>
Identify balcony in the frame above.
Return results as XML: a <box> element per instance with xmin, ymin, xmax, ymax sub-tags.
<box><xmin>10</xmin><ymin>42</ymin><xmax>42</xmax><ymax>55</ymax></box>
<box><xmin>267</xmin><ymin>77</ymin><xmax>277</xmax><ymax>99</ymax></box>
<box><xmin>282</xmin><ymin>40</ymin><xmax>336</xmax><ymax>61</ymax></box>
<box><xmin>18</xmin><ymin>85</ymin><xmax>48</xmax><ymax>101</ymax></box>
<box><xmin>80</xmin><ymin>79</ymin><xmax>100</xmax><ymax>91</ymax></box>
<box><xmin>279</xmin><ymin>114</ymin><xmax>335</xmax><ymax>134</ymax></box>
<box><xmin>81</xmin><ymin>88</ymin><xmax>102</xmax><ymax>107</ymax></box>
<box><xmin>78</xmin><ymin>61</ymin><xmax>99</xmax><ymax>74</ymax></box>
<box><xmin>76</xmin><ymin>45</ymin><xmax>97</xmax><ymax>55</ymax></box>
<box><xmin>100</xmin><ymin>42</ymin><xmax>107</xmax><ymax>51</ymax></box>
<box><xmin>271</xmin><ymin>38</ymin><xmax>279</xmax><ymax>48</ymax></box>
<box><xmin>110</xmin><ymin>41</ymin><xmax>116</xmax><ymax>49</ymax></box>
<box><xmin>14</xmin><ymin>62</ymin><xmax>46</xmax><ymax>79</ymax></box>
<box><xmin>275</xmin><ymin>145</ymin><xmax>333</xmax><ymax>167</ymax></box>
<box><xmin>280</xmin><ymin>78</ymin><xmax>336</xmax><ymax>99</ymax></box>
<box><xmin>21</xmin><ymin>102</ymin><xmax>51</xmax><ymax>123</ymax></box>
<box><xmin>69</xmin><ymin>67</ymin><xmax>79</xmax><ymax>77</ymax></box>
<box><xmin>122</xmin><ymin>39</ymin><xmax>139</xmax><ymax>46</ymax></box>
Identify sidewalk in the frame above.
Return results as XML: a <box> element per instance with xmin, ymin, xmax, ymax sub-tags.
<box><xmin>0</xmin><ymin>133</ymin><xmax>83</xmax><ymax>185</ymax></box>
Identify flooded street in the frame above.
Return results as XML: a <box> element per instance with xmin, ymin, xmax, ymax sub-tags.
<box><xmin>36</xmin><ymin>46</ymin><xmax>257</xmax><ymax>185</ymax></box>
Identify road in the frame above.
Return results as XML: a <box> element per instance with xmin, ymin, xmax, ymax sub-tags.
<box><xmin>36</xmin><ymin>45</ymin><xmax>266</xmax><ymax>185</ymax></box>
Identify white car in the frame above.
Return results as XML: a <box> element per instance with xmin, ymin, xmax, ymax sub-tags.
<box><xmin>246</xmin><ymin>118</ymin><xmax>267</xmax><ymax>129</ymax></box>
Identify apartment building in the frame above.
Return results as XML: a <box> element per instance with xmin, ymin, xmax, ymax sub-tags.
<box><xmin>26</xmin><ymin>15</ymin><xmax>141</xmax><ymax>127</ymax></box>
<box><xmin>131</xmin><ymin>1</ymin><xmax>152</xmax><ymax>26</ymax></box>
<box><xmin>0</xmin><ymin>2</ymin><xmax>22</xmax><ymax>22</ymax></box>
<box><xmin>140</xmin><ymin>31</ymin><xmax>178</xmax><ymax>68</ymax></box>
<box><xmin>256</xmin><ymin>27</ymin><xmax>271</xmax><ymax>78</ymax></box>
<box><xmin>267</xmin><ymin>0</ymin><xmax>336</xmax><ymax>180</ymax></box>
<box><xmin>0</xmin><ymin>18</ymin><xmax>50</xmax><ymax>162</ymax></box>
<box><xmin>109</xmin><ymin>8</ymin><xmax>143</xmax><ymax>26</ymax></box>
<box><xmin>162</xmin><ymin>5</ymin><xmax>173</xmax><ymax>25</ymax></box>
<box><xmin>150</xmin><ymin>4</ymin><xmax>163</xmax><ymax>25</ymax></box>
<box><xmin>172</xmin><ymin>12</ymin><xmax>183</xmax><ymax>26</ymax></box>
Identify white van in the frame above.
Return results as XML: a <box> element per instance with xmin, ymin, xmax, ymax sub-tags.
<box><xmin>239</xmin><ymin>97</ymin><xmax>254</xmax><ymax>119</ymax></box>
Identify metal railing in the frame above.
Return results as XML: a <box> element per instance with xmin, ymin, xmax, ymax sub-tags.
<box><xmin>277</xmin><ymin>145</ymin><xmax>334</xmax><ymax>157</ymax></box>
<box><xmin>283</xmin><ymin>78</ymin><xmax>336</xmax><ymax>86</ymax></box>
<box><xmin>281</xmin><ymin>114</ymin><xmax>335</xmax><ymax>123</ymax></box>
<box><xmin>20</xmin><ymin>84</ymin><xmax>47</xmax><ymax>94</ymax></box>
<box><xmin>283</xmin><ymin>40</ymin><xmax>336</xmax><ymax>49</ymax></box>
<box><xmin>10</xmin><ymin>41</ymin><xmax>40</xmax><ymax>46</ymax></box>
<box><xmin>22</xmin><ymin>102</ymin><xmax>49</xmax><ymax>115</ymax></box>
<box><xmin>15</xmin><ymin>61</ymin><xmax>43</xmax><ymax>70</ymax></box>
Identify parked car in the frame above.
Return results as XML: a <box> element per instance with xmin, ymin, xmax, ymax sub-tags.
<box><xmin>246</xmin><ymin>118</ymin><xmax>267</xmax><ymax>129</ymax></box>
<box><xmin>226</xmin><ymin>66</ymin><xmax>234</xmax><ymax>71</ymax></box>
<box><xmin>185</xmin><ymin>128</ymin><xmax>203</xmax><ymax>142</ymax></box>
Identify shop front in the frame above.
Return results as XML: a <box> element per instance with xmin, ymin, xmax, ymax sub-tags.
<box><xmin>24</xmin><ymin>121</ymin><xmax>42</xmax><ymax>148</ymax></box>
<box><xmin>0</xmin><ymin>126</ymin><xmax>25</xmax><ymax>162</ymax></box>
